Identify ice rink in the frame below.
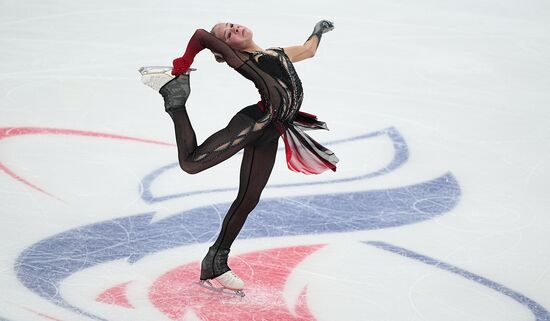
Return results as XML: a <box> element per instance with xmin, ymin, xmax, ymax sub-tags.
<box><xmin>1</xmin><ymin>0</ymin><xmax>550</xmax><ymax>320</ymax></box>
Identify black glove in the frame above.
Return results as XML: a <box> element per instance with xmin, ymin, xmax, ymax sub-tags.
<box><xmin>307</xmin><ymin>20</ymin><xmax>335</xmax><ymax>47</ymax></box>
<box><xmin>313</xmin><ymin>20</ymin><xmax>335</xmax><ymax>35</ymax></box>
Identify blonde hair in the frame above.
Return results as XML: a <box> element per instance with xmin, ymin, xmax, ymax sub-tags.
<box><xmin>210</xmin><ymin>24</ymin><xmax>226</xmax><ymax>63</ymax></box>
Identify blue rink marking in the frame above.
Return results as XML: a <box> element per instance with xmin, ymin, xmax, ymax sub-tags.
<box><xmin>15</xmin><ymin>173</ymin><xmax>460</xmax><ymax>321</ymax></box>
<box><xmin>141</xmin><ymin>127</ymin><xmax>408</xmax><ymax>203</ymax></box>
<box><xmin>14</xmin><ymin>123</ymin><xmax>549</xmax><ymax>320</ymax></box>
<box><xmin>366</xmin><ymin>241</ymin><xmax>550</xmax><ymax>321</ymax></box>
<box><xmin>14</xmin><ymin>126</ymin><xmax>462</xmax><ymax>320</ymax></box>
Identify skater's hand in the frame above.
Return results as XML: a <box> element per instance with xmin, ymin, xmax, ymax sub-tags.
<box><xmin>312</xmin><ymin>20</ymin><xmax>335</xmax><ymax>35</ymax></box>
<box><xmin>172</xmin><ymin>56</ymin><xmax>192</xmax><ymax>76</ymax></box>
<box><xmin>301</xmin><ymin>19</ymin><xmax>334</xmax><ymax>57</ymax></box>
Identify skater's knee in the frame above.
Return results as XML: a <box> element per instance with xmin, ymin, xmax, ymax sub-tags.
<box><xmin>241</xmin><ymin>196</ymin><xmax>260</xmax><ymax>212</ymax></box>
<box><xmin>178</xmin><ymin>159</ymin><xmax>203</xmax><ymax>175</ymax></box>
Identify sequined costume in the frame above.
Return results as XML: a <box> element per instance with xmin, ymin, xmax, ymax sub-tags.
<box><xmin>172</xmin><ymin>29</ymin><xmax>338</xmax><ymax>175</ymax></box>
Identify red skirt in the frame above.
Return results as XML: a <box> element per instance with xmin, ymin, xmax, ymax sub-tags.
<box><xmin>279</xmin><ymin>111</ymin><xmax>338</xmax><ymax>174</ymax></box>
<box><xmin>257</xmin><ymin>101</ymin><xmax>338</xmax><ymax>175</ymax></box>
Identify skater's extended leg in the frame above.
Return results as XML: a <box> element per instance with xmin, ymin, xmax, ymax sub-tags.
<box><xmin>170</xmin><ymin>109</ymin><xmax>266</xmax><ymax>174</ymax></box>
<box><xmin>146</xmin><ymin>70</ymin><xmax>270</xmax><ymax>175</ymax></box>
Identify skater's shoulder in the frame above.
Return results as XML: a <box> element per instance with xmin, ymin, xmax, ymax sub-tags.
<box><xmin>244</xmin><ymin>47</ymin><xmax>285</xmax><ymax>58</ymax></box>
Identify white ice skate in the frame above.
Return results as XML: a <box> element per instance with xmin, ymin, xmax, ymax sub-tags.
<box><xmin>199</xmin><ymin>270</ymin><xmax>246</xmax><ymax>297</ymax></box>
<box><xmin>138</xmin><ymin>66</ymin><xmax>196</xmax><ymax>91</ymax></box>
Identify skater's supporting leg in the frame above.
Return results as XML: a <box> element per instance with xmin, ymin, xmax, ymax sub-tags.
<box><xmin>200</xmin><ymin>135</ymin><xmax>279</xmax><ymax>283</ymax></box>
<box><xmin>214</xmin><ymin>137</ymin><xmax>279</xmax><ymax>248</ymax></box>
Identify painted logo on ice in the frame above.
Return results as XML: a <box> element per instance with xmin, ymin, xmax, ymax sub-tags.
<box><xmin>7</xmin><ymin>125</ymin><xmax>546</xmax><ymax>321</ymax></box>
<box><xmin>5</xmin><ymin>126</ymin><xmax>461</xmax><ymax>320</ymax></box>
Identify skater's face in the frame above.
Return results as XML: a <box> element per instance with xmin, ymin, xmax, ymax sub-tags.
<box><xmin>212</xmin><ymin>22</ymin><xmax>253</xmax><ymax>50</ymax></box>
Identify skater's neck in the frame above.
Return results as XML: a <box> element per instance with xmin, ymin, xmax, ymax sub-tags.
<box><xmin>241</xmin><ymin>41</ymin><xmax>263</xmax><ymax>53</ymax></box>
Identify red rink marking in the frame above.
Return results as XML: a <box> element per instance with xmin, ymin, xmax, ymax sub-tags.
<box><xmin>149</xmin><ymin>244</ymin><xmax>324</xmax><ymax>321</ymax></box>
<box><xmin>19</xmin><ymin>306</ymin><xmax>65</xmax><ymax>321</ymax></box>
<box><xmin>96</xmin><ymin>281</ymin><xmax>135</xmax><ymax>308</ymax></box>
<box><xmin>0</xmin><ymin>127</ymin><xmax>174</xmax><ymax>199</ymax></box>
<box><xmin>0</xmin><ymin>162</ymin><xmax>61</xmax><ymax>200</ymax></box>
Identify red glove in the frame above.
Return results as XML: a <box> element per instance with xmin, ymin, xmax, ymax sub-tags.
<box><xmin>171</xmin><ymin>29</ymin><xmax>208</xmax><ymax>76</ymax></box>
<box><xmin>171</xmin><ymin>56</ymin><xmax>192</xmax><ymax>76</ymax></box>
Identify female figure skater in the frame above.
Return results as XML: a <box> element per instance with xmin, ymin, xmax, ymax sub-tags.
<box><xmin>140</xmin><ymin>20</ymin><xmax>338</xmax><ymax>296</ymax></box>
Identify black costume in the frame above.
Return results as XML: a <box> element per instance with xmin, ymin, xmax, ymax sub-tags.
<box><xmin>160</xmin><ymin>29</ymin><xmax>338</xmax><ymax>280</ymax></box>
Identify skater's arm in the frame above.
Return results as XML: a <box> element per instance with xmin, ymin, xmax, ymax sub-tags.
<box><xmin>283</xmin><ymin>39</ymin><xmax>319</xmax><ymax>63</ymax></box>
<box><xmin>283</xmin><ymin>20</ymin><xmax>334</xmax><ymax>63</ymax></box>
<box><xmin>172</xmin><ymin>29</ymin><xmax>246</xmax><ymax>75</ymax></box>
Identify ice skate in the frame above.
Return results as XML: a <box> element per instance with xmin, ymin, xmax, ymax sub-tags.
<box><xmin>138</xmin><ymin>66</ymin><xmax>195</xmax><ymax>112</ymax></box>
<box><xmin>138</xmin><ymin>66</ymin><xmax>196</xmax><ymax>91</ymax></box>
<box><xmin>199</xmin><ymin>246</ymin><xmax>245</xmax><ymax>297</ymax></box>
<box><xmin>198</xmin><ymin>271</ymin><xmax>245</xmax><ymax>297</ymax></box>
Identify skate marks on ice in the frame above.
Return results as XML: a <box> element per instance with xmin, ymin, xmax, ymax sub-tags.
<box><xmin>140</xmin><ymin>127</ymin><xmax>408</xmax><ymax>203</ymax></box>
<box><xmin>13</xmin><ymin>126</ymin><xmax>461</xmax><ymax>320</ymax></box>
<box><xmin>15</xmin><ymin>174</ymin><xmax>460</xmax><ymax>321</ymax></box>
<box><xmin>197</xmin><ymin>279</ymin><xmax>245</xmax><ymax>298</ymax></box>
<box><xmin>365</xmin><ymin>241</ymin><xmax>550</xmax><ymax>321</ymax></box>
<box><xmin>0</xmin><ymin>126</ymin><xmax>405</xmax><ymax>202</ymax></box>
<box><xmin>0</xmin><ymin>126</ymin><xmax>174</xmax><ymax>200</ymax></box>
<box><xmin>148</xmin><ymin>245</ymin><xmax>323</xmax><ymax>321</ymax></box>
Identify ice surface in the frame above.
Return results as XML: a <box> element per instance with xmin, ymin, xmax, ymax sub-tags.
<box><xmin>1</xmin><ymin>0</ymin><xmax>550</xmax><ymax>320</ymax></box>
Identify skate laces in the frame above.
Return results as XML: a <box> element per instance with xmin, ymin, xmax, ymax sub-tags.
<box><xmin>220</xmin><ymin>271</ymin><xmax>240</xmax><ymax>281</ymax></box>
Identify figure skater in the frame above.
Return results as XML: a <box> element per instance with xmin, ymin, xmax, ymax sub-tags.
<box><xmin>140</xmin><ymin>20</ymin><xmax>338</xmax><ymax>296</ymax></box>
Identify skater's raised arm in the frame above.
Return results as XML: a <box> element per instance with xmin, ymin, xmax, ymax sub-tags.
<box><xmin>283</xmin><ymin>20</ymin><xmax>335</xmax><ymax>63</ymax></box>
<box><xmin>172</xmin><ymin>29</ymin><xmax>247</xmax><ymax>75</ymax></box>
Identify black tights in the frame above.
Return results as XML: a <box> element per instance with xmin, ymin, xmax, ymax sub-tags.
<box><xmin>170</xmin><ymin>105</ymin><xmax>279</xmax><ymax>249</ymax></box>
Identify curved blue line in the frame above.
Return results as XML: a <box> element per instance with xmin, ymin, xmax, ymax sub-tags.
<box><xmin>15</xmin><ymin>126</ymin><xmax>462</xmax><ymax>321</ymax></box>
<box><xmin>141</xmin><ymin>127</ymin><xmax>409</xmax><ymax>203</ymax></box>
<box><xmin>15</xmin><ymin>172</ymin><xmax>461</xmax><ymax>321</ymax></box>
<box><xmin>366</xmin><ymin>241</ymin><xmax>550</xmax><ymax>321</ymax></box>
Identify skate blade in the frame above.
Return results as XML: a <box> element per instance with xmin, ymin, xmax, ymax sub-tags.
<box><xmin>139</xmin><ymin>66</ymin><xmax>196</xmax><ymax>91</ymax></box>
<box><xmin>138</xmin><ymin>66</ymin><xmax>196</xmax><ymax>76</ymax></box>
<box><xmin>198</xmin><ymin>280</ymin><xmax>245</xmax><ymax>298</ymax></box>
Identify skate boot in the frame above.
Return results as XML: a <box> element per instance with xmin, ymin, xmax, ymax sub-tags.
<box><xmin>139</xmin><ymin>66</ymin><xmax>174</xmax><ymax>91</ymax></box>
<box><xmin>138</xmin><ymin>66</ymin><xmax>195</xmax><ymax>112</ymax></box>
<box><xmin>199</xmin><ymin>246</ymin><xmax>245</xmax><ymax>297</ymax></box>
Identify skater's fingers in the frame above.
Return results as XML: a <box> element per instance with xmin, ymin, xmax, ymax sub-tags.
<box><xmin>316</xmin><ymin>20</ymin><xmax>335</xmax><ymax>34</ymax></box>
